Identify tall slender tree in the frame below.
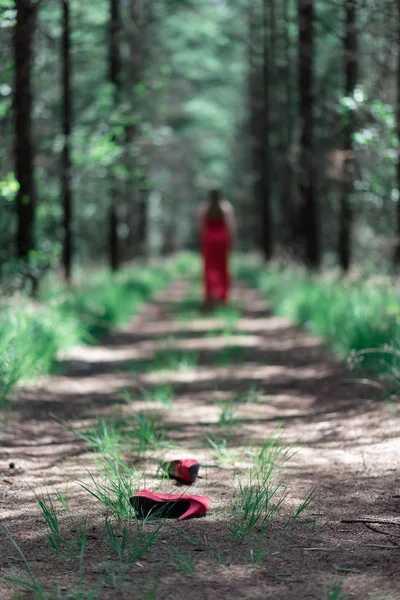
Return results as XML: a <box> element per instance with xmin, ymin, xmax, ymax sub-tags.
<box><xmin>109</xmin><ymin>0</ymin><xmax>122</xmax><ymax>271</ymax></box>
<box><xmin>125</xmin><ymin>0</ymin><xmax>145</xmax><ymax>256</ymax></box>
<box><xmin>394</xmin><ymin>0</ymin><xmax>400</xmax><ymax>265</ymax></box>
<box><xmin>338</xmin><ymin>0</ymin><xmax>357</xmax><ymax>271</ymax></box>
<box><xmin>280</xmin><ymin>0</ymin><xmax>296</xmax><ymax>244</ymax></box>
<box><xmin>61</xmin><ymin>0</ymin><xmax>73</xmax><ymax>281</ymax></box>
<box><xmin>14</xmin><ymin>0</ymin><xmax>38</xmax><ymax>261</ymax></box>
<box><xmin>298</xmin><ymin>0</ymin><xmax>320</xmax><ymax>267</ymax></box>
<box><xmin>247</xmin><ymin>0</ymin><xmax>262</xmax><ymax>247</ymax></box>
<box><xmin>260</xmin><ymin>0</ymin><xmax>272</xmax><ymax>259</ymax></box>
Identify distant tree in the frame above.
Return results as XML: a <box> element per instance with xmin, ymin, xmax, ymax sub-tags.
<box><xmin>125</xmin><ymin>0</ymin><xmax>144</xmax><ymax>259</ymax></box>
<box><xmin>61</xmin><ymin>0</ymin><xmax>73</xmax><ymax>281</ymax></box>
<box><xmin>260</xmin><ymin>0</ymin><xmax>272</xmax><ymax>259</ymax></box>
<box><xmin>247</xmin><ymin>0</ymin><xmax>263</xmax><ymax>252</ymax></box>
<box><xmin>279</xmin><ymin>0</ymin><xmax>296</xmax><ymax>245</ymax></box>
<box><xmin>109</xmin><ymin>0</ymin><xmax>122</xmax><ymax>271</ymax></box>
<box><xmin>395</xmin><ymin>0</ymin><xmax>400</xmax><ymax>266</ymax></box>
<box><xmin>14</xmin><ymin>0</ymin><xmax>38</xmax><ymax>261</ymax></box>
<box><xmin>298</xmin><ymin>0</ymin><xmax>320</xmax><ymax>267</ymax></box>
<box><xmin>338</xmin><ymin>0</ymin><xmax>357</xmax><ymax>272</ymax></box>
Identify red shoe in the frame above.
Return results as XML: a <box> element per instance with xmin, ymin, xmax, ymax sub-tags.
<box><xmin>130</xmin><ymin>489</ymin><xmax>210</xmax><ymax>521</ymax></box>
<box><xmin>163</xmin><ymin>459</ymin><xmax>200</xmax><ymax>484</ymax></box>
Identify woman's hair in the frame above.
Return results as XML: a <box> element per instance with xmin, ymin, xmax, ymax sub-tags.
<box><xmin>207</xmin><ymin>188</ymin><xmax>224</xmax><ymax>219</ymax></box>
<box><xmin>209</xmin><ymin>188</ymin><xmax>221</xmax><ymax>204</ymax></box>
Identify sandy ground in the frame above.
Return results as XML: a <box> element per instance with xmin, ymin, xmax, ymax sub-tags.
<box><xmin>0</xmin><ymin>279</ymin><xmax>399</xmax><ymax>600</ymax></box>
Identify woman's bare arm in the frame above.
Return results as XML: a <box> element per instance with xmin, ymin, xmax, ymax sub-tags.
<box><xmin>223</xmin><ymin>201</ymin><xmax>236</xmax><ymax>246</ymax></box>
<box><xmin>197</xmin><ymin>204</ymin><xmax>206</xmax><ymax>238</ymax></box>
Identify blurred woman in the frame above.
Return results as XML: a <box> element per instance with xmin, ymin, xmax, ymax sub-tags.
<box><xmin>197</xmin><ymin>189</ymin><xmax>236</xmax><ymax>306</ymax></box>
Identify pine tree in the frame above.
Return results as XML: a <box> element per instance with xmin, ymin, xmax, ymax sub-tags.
<box><xmin>298</xmin><ymin>0</ymin><xmax>319</xmax><ymax>268</ymax></box>
<box><xmin>14</xmin><ymin>0</ymin><xmax>38</xmax><ymax>261</ymax></box>
<box><xmin>338</xmin><ymin>0</ymin><xmax>357</xmax><ymax>272</ymax></box>
<box><xmin>61</xmin><ymin>0</ymin><xmax>73</xmax><ymax>281</ymax></box>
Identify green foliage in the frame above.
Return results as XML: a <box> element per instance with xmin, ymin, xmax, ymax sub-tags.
<box><xmin>0</xmin><ymin>173</ymin><xmax>19</xmax><ymax>202</ymax></box>
<box><xmin>0</xmin><ymin>254</ymin><xmax>194</xmax><ymax>406</ymax></box>
<box><xmin>237</xmin><ymin>261</ymin><xmax>400</xmax><ymax>375</ymax></box>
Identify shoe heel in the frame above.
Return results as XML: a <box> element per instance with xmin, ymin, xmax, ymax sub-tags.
<box><xmin>187</xmin><ymin>463</ymin><xmax>200</xmax><ymax>483</ymax></box>
<box><xmin>179</xmin><ymin>501</ymin><xmax>202</xmax><ymax>521</ymax></box>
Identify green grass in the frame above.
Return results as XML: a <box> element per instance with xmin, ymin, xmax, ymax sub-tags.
<box><xmin>229</xmin><ymin>436</ymin><xmax>290</xmax><ymax>542</ymax></box>
<box><xmin>171</xmin><ymin>550</ymin><xmax>196</xmax><ymax>575</ymax></box>
<box><xmin>236</xmin><ymin>259</ymin><xmax>400</xmax><ymax>382</ymax></box>
<box><xmin>216</xmin><ymin>390</ymin><xmax>255</xmax><ymax>428</ymax></box>
<box><xmin>227</xmin><ymin>428</ymin><xmax>316</xmax><ymax>542</ymax></box>
<box><xmin>237</xmin><ymin>385</ymin><xmax>262</xmax><ymax>404</ymax></box>
<box><xmin>55</xmin><ymin>486</ymin><xmax>70</xmax><ymax>509</ymax></box>
<box><xmin>230</xmin><ymin>472</ymin><xmax>288</xmax><ymax>542</ymax></box>
<box><xmin>0</xmin><ymin>253</ymin><xmax>196</xmax><ymax>407</ymax></box>
<box><xmin>103</xmin><ymin>517</ymin><xmax>163</xmax><ymax>563</ymax></box>
<box><xmin>324</xmin><ymin>583</ymin><xmax>348</xmax><ymax>600</ymax></box>
<box><xmin>207</xmin><ymin>437</ymin><xmax>240</xmax><ymax>465</ymax></box>
<box><xmin>79</xmin><ymin>464</ymin><xmax>137</xmax><ymax>521</ymax></box>
<box><xmin>251</xmin><ymin>430</ymin><xmax>292</xmax><ymax>478</ymax></box>
<box><xmin>76</xmin><ymin>410</ymin><xmax>166</xmax><ymax>460</ymax></box>
<box><xmin>285</xmin><ymin>485</ymin><xmax>317</xmax><ymax>529</ymax></box>
<box><xmin>217</xmin><ymin>397</ymin><xmax>239</xmax><ymax>427</ymax></box>
<box><xmin>152</xmin><ymin>348</ymin><xmax>199</xmax><ymax>372</ymax></box>
<box><xmin>217</xmin><ymin>345</ymin><xmax>245</xmax><ymax>366</ymax></box>
<box><xmin>2</xmin><ymin>515</ymin><xmax>161</xmax><ymax>599</ymax></box>
<box><xmin>35</xmin><ymin>492</ymin><xmax>68</xmax><ymax>554</ymax></box>
<box><xmin>1</xmin><ymin>525</ymin><xmax>48</xmax><ymax>600</ymax></box>
<box><xmin>140</xmin><ymin>384</ymin><xmax>175</xmax><ymax>405</ymax></box>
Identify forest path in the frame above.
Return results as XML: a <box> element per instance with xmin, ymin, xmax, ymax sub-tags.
<box><xmin>0</xmin><ymin>278</ymin><xmax>399</xmax><ymax>600</ymax></box>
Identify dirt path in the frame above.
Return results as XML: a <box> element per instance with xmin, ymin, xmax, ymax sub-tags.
<box><xmin>1</xmin><ymin>279</ymin><xmax>399</xmax><ymax>600</ymax></box>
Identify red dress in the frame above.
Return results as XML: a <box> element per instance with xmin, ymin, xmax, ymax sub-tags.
<box><xmin>201</xmin><ymin>213</ymin><xmax>231</xmax><ymax>303</ymax></box>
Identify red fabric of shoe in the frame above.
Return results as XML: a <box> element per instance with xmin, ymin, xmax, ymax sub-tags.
<box><xmin>130</xmin><ymin>489</ymin><xmax>210</xmax><ymax>521</ymax></box>
<box><xmin>164</xmin><ymin>459</ymin><xmax>200</xmax><ymax>484</ymax></box>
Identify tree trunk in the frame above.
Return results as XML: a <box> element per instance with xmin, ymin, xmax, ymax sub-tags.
<box><xmin>339</xmin><ymin>0</ymin><xmax>357</xmax><ymax>272</ymax></box>
<box><xmin>109</xmin><ymin>0</ymin><xmax>122</xmax><ymax>272</ymax></box>
<box><xmin>61</xmin><ymin>0</ymin><xmax>73</xmax><ymax>281</ymax></box>
<box><xmin>247</xmin><ymin>0</ymin><xmax>262</xmax><ymax>247</ymax></box>
<box><xmin>260</xmin><ymin>0</ymin><xmax>272</xmax><ymax>259</ymax></box>
<box><xmin>123</xmin><ymin>0</ymin><xmax>143</xmax><ymax>261</ymax></box>
<box><xmin>394</xmin><ymin>1</ymin><xmax>400</xmax><ymax>265</ymax></box>
<box><xmin>14</xmin><ymin>0</ymin><xmax>38</xmax><ymax>260</ymax></box>
<box><xmin>298</xmin><ymin>0</ymin><xmax>320</xmax><ymax>268</ymax></box>
<box><xmin>280</xmin><ymin>0</ymin><xmax>295</xmax><ymax>244</ymax></box>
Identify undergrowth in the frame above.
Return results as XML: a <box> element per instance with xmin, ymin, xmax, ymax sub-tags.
<box><xmin>235</xmin><ymin>257</ymin><xmax>400</xmax><ymax>402</ymax></box>
<box><xmin>0</xmin><ymin>253</ymin><xmax>196</xmax><ymax>406</ymax></box>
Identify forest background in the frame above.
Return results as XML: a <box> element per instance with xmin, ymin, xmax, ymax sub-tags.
<box><xmin>1</xmin><ymin>0</ymin><xmax>399</xmax><ymax>287</ymax></box>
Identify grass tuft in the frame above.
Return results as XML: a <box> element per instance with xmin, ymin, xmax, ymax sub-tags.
<box><xmin>230</xmin><ymin>472</ymin><xmax>288</xmax><ymax>542</ymax></box>
<box><xmin>171</xmin><ymin>550</ymin><xmax>196</xmax><ymax>575</ymax></box>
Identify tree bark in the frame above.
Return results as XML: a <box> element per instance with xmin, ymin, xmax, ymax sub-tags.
<box><xmin>14</xmin><ymin>0</ymin><xmax>38</xmax><ymax>260</ymax></box>
<box><xmin>109</xmin><ymin>0</ymin><xmax>122</xmax><ymax>271</ymax></box>
<box><xmin>339</xmin><ymin>0</ymin><xmax>357</xmax><ymax>272</ymax></box>
<box><xmin>61</xmin><ymin>0</ymin><xmax>73</xmax><ymax>281</ymax></box>
<box><xmin>247</xmin><ymin>0</ymin><xmax>262</xmax><ymax>247</ymax></box>
<box><xmin>280</xmin><ymin>0</ymin><xmax>295</xmax><ymax>244</ymax></box>
<box><xmin>394</xmin><ymin>1</ymin><xmax>400</xmax><ymax>265</ymax></box>
<box><xmin>298</xmin><ymin>0</ymin><xmax>320</xmax><ymax>268</ymax></box>
<box><xmin>124</xmin><ymin>0</ymin><xmax>144</xmax><ymax>260</ymax></box>
<box><xmin>260</xmin><ymin>0</ymin><xmax>272</xmax><ymax>259</ymax></box>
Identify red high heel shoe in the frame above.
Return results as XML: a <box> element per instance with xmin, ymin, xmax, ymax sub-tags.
<box><xmin>163</xmin><ymin>459</ymin><xmax>200</xmax><ymax>484</ymax></box>
<box><xmin>130</xmin><ymin>489</ymin><xmax>210</xmax><ymax>521</ymax></box>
